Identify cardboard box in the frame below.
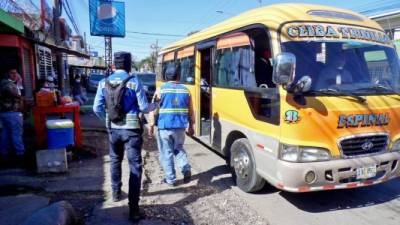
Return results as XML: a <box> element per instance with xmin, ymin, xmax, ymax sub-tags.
<box><xmin>36</xmin><ymin>149</ymin><xmax>68</xmax><ymax>173</ymax></box>
<box><xmin>36</xmin><ymin>91</ymin><xmax>56</xmax><ymax>107</ymax></box>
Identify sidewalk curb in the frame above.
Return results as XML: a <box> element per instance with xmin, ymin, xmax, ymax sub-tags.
<box><xmin>81</xmin><ymin>127</ymin><xmax>107</xmax><ymax>133</ymax></box>
<box><xmin>20</xmin><ymin>201</ymin><xmax>77</xmax><ymax>225</ymax></box>
<box><xmin>81</xmin><ymin>125</ymin><xmax>150</xmax><ymax>133</ymax></box>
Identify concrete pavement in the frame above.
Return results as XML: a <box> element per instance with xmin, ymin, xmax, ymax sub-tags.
<box><xmin>0</xmin><ymin>194</ymin><xmax>50</xmax><ymax>225</ymax></box>
<box><xmin>185</xmin><ymin>135</ymin><xmax>400</xmax><ymax>225</ymax></box>
<box><xmin>2</xmin><ymin>106</ymin><xmax>399</xmax><ymax>225</ymax></box>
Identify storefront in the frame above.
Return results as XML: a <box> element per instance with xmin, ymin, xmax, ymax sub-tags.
<box><xmin>0</xmin><ymin>9</ymin><xmax>36</xmax><ymax>102</ymax></box>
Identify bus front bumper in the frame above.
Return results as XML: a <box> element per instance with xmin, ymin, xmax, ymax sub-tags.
<box><xmin>275</xmin><ymin>151</ymin><xmax>400</xmax><ymax>192</ymax></box>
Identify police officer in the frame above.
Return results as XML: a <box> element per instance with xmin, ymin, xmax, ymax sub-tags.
<box><xmin>93</xmin><ymin>52</ymin><xmax>156</xmax><ymax>222</ymax></box>
<box><xmin>149</xmin><ymin>63</ymin><xmax>195</xmax><ymax>186</ymax></box>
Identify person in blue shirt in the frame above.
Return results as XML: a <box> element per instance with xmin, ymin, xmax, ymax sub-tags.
<box><xmin>93</xmin><ymin>52</ymin><xmax>156</xmax><ymax>222</ymax></box>
<box><xmin>149</xmin><ymin>63</ymin><xmax>195</xmax><ymax>186</ymax></box>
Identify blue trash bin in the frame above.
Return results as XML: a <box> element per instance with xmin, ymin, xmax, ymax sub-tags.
<box><xmin>46</xmin><ymin>119</ymin><xmax>74</xmax><ymax>149</ymax></box>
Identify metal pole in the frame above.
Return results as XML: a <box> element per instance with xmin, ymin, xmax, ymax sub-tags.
<box><xmin>84</xmin><ymin>32</ymin><xmax>88</xmax><ymax>53</ymax></box>
<box><xmin>105</xmin><ymin>36</ymin><xmax>112</xmax><ymax>76</ymax></box>
<box><xmin>54</xmin><ymin>0</ymin><xmax>65</xmax><ymax>94</ymax></box>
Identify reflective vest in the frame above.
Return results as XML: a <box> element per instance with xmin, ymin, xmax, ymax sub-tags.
<box><xmin>157</xmin><ymin>82</ymin><xmax>190</xmax><ymax>129</ymax></box>
<box><xmin>98</xmin><ymin>70</ymin><xmax>141</xmax><ymax>129</ymax></box>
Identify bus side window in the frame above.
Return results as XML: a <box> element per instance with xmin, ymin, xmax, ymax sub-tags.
<box><xmin>179</xmin><ymin>56</ymin><xmax>195</xmax><ymax>84</ymax></box>
<box><xmin>162</xmin><ymin>52</ymin><xmax>176</xmax><ymax>80</ymax></box>
<box><xmin>245</xmin><ymin>28</ymin><xmax>279</xmax><ymax>125</ymax></box>
<box><xmin>213</xmin><ymin>47</ymin><xmax>256</xmax><ymax>88</ymax></box>
<box><xmin>250</xmin><ymin>29</ymin><xmax>275</xmax><ymax>89</ymax></box>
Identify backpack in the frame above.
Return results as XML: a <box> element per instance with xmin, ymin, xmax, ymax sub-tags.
<box><xmin>105</xmin><ymin>76</ymin><xmax>133</xmax><ymax>125</ymax></box>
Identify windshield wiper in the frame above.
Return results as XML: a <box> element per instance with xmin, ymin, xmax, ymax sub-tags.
<box><xmin>309</xmin><ymin>88</ymin><xmax>367</xmax><ymax>103</ymax></box>
<box><xmin>356</xmin><ymin>84</ymin><xmax>400</xmax><ymax>96</ymax></box>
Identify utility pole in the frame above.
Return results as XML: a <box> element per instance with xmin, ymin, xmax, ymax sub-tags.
<box><xmin>54</xmin><ymin>0</ymin><xmax>66</xmax><ymax>94</ymax></box>
<box><xmin>84</xmin><ymin>32</ymin><xmax>88</xmax><ymax>53</ymax></box>
<box><xmin>150</xmin><ymin>39</ymin><xmax>160</xmax><ymax>72</ymax></box>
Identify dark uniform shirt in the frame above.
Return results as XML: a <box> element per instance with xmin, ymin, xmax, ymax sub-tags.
<box><xmin>0</xmin><ymin>78</ymin><xmax>22</xmax><ymax>112</ymax></box>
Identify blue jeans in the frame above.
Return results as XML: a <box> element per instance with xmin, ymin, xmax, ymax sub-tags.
<box><xmin>108</xmin><ymin>129</ymin><xmax>142</xmax><ymax>207</ymax></box>
<box><xmin>73</xmin><ymin>94</ymin><xmax>88</xmax><ymax>106</ymax></box>
<box><xmin>0</xmin><ymin>112</ymin><xmax>25</xmax><ymax>156</ymax></box>
<box><xmin>157</xmin><ymin>128</ymin><xmax>191</xmax><ymax>184</ymax></box>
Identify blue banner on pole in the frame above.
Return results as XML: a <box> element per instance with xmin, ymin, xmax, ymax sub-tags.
<box><xmin>89</xmin><ymin>0</ymin><xmax>125</xmax><ymax>37</ymax></box>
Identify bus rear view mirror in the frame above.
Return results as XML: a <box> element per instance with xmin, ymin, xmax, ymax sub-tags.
<box><xmin>292</xmin><ymin>76</ymin><xmax>312</xmax><ymax>94</ymax></box>
<box><xmin>272</xmin><ymin>52</ymin><xmax>296</xmax><ymax>87</ymax></box>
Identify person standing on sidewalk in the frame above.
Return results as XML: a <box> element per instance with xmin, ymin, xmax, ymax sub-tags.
<box><xmin>93</xmin><ymin>52</ymin><xmax>156</xmax><ymax>222</ymax></box>
<box><xmin>0</xmin><ymin>68</ymin><xmax>25</xmax><ymax>161</ymax></box>
<box><xmin>149</xmin><ymin>63</ymin><xmax>195</xmax><ymax>186</ymax></box>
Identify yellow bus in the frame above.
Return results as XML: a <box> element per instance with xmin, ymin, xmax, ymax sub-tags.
<box><xmin>156</xmin><ymin>3</ymin><xmax>400</xmax><ymax>193</ymax></box>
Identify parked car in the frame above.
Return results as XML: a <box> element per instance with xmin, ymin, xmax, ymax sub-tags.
<box><xmin>135</xmin><ymin>73</ymin><xmax>156</xmax><ymax>101</ymax></box>
<box><xmin>87</xmin><ymin>74</ymin><xmax>105</xmax><ymax>92</ymax></box>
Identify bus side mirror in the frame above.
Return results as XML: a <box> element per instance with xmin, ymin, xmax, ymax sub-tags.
<box><xmin>272</xmin><ymin>53</ymin><xmax>296</xmax><ymax>87</ymax></box>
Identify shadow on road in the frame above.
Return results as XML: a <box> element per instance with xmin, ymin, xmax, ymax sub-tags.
<box><xmin>279</xmin><ymin>178</ymin><xmax>400</xmax><ymax>213</ymax></box>
<box><xmin>140</xmin><ymin>164</ymin><xmax>235</xmax><ymax>224</ymax></box>
<box><xmin>142</xmin><ymin>165</ymin><xmax>233</xmax><ymax>198</ymax></box>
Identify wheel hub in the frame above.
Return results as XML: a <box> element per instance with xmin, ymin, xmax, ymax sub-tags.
<box><xmin>233</xmin><ymin>148</ymin><xmax>250</xmax><ymax>179</ymax></box>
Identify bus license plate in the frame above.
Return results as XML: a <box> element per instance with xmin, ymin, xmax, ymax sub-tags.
<box><xmin>356</xmin><ymin>165</ymin><xmax>377</xmax><ymax>180</ymax></box>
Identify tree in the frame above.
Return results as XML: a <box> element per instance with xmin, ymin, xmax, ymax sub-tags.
<box><xmin>136</xmin><ymin>54</ymin><xmax>156</xmax><ymax>72</ymax></box>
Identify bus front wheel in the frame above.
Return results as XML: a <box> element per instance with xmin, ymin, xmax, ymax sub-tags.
<box><xmin>230</xmin><ymin>138</ymin><xmax>265</xmax><ymax>192</ymax></box>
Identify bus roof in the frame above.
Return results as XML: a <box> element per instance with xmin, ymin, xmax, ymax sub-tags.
<box><xmin>160</xmin><ymin>3</ymin><xmax>383</xmax><ymax>54</ymax></box>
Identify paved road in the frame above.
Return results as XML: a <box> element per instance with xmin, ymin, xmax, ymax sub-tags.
<box><xmin>185</xmin><ymin>137</ymin><xmax>400</xmax><ymax>225</ymax></box>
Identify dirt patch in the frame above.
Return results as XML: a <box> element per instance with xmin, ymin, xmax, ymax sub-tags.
<box><xmin>140</xmin><ymin>148</ymin><xmax>267</xmax><ymax>225</ymax></box>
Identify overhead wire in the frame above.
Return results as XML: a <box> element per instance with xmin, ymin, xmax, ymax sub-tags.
<box><xmin>202</xmin><ymin>0</ymin><xmax>236</xmax><ymax>28</ymax></box>
<box><xmin>67</xmin><ymin>1</ymin><xmax>84</xmax><ymax>34</ymax></box>
<box><xmin>125</xmin><ymin>30</ymin><xmax>184</xmax><ymax>37</ymax></box>
<box><xmin>90</xmin><ymin>44</ymin><xmax>153</xmax><ymax>54</ymax></box>
<box><xmin>62</xmin><ymin>0</ymin><xmax>80</xmax><ymax>35</ymax></box>
<box><xmin>184</xmin><ymin>0</ymin><xmax>228</xmax><ymax>33</ymax></box>
<box><xmin>184</xmin><ymin>0</ymin><xmax>233</xmax><ymax>34</ymax></box>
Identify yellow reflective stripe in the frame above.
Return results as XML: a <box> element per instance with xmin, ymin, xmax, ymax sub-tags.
<box><xmin>98</xmin><ymin>81</ymin><xmax>136</xmax><ymax>89</ymax></box>
<box><xmin>160</xmin><ymin>89</ymin><xmax>189</xmax><ymax>94</ymax></box>
<box><xmin>126</xmin><ymin>82</ymin><xmax>136</xmax><ymax>89</ymax></box>
<box><xmin>159</xmin><ymin>108</ymin><xmax>189</xmax><ymax>113</ymax></box>
<box><xmin>105</xmin><ymin>113</ymin><xmax>140</xmax><ymax>129</ymax></box>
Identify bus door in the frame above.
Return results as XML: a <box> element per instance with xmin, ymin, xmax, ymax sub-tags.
<box><xmin>197</xmin><ymin>41</ymin><xmax>215</xmax><ymax>143</ymax></box>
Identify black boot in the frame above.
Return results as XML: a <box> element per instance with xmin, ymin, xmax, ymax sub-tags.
<box><xmin>112</xmin><ymin>189</ymin><xmax>122</xmax><ymax>202</ymax></box>
<box><xmin>129</xmin><ymin>205</ymin><xmax>143</xmax><ymax>222</ymax></box>
<box><xmin>183</xmin><ymin>170</ymin><xmax>191</xmax><ymax>183</ymax></box>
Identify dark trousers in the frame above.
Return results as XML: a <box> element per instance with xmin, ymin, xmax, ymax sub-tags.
<box><xmin>108</xmin><ymin>129</ymin><xmax>143</xmax><ymax>207</ymax></box>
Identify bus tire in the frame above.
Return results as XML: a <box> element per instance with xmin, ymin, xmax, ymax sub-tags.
<box><xmin>230</xmin><ymin>138</ymin><xmax>265</xmax><ymax>193</ymax></box>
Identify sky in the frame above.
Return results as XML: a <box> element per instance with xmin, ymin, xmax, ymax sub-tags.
<box><xmin>66</xmin><ymin>0</ymin><xmax>397</xmax><ymax>61</ymax></box>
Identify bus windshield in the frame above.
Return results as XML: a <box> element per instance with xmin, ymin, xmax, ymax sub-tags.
<box><xmin>282</xmin><ymin>41</ymin><xmax>400</xmax><ymax>95</ymax></box>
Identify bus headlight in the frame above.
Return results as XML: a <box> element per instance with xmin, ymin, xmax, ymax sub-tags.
<box><xmin>280</xmin><ymin>144</ymin><xmax>299</xmax><ymax>162</ymax></box>
<box><xmin>279</xmin><ymin>144</ymin><xmax>331</xmax><ymax>162</ymax></box>
<box><xmin>300</xmin><ymin>147</ymin><xmax>331</xmax><ymax>162</ymax></box>
<box><xmin>391</xmin><ymin>139</ymin><xmax>400</xmax><ymax>151</ymax></box>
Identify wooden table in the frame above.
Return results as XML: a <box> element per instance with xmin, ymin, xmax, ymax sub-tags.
<box><xmin>32</xmin><ymin>104</ymin><xmax>81</xmax><ymax>149</ymax></box>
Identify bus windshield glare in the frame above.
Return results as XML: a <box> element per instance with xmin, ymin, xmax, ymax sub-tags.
<box><xmin>282</xmin><ymin>40</ymin><xmax>400</xmax><ymax>95</ymax></box>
